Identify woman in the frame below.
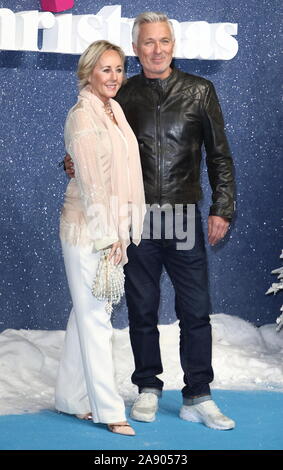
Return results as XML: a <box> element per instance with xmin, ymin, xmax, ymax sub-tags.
<box><xmin>55</xmin><ymin>40</ymin><xmax>145</xmax><ymax>436</ymax></box>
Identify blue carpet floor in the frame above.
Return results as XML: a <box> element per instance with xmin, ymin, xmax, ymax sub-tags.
<box><xmin>0</xmin><ymin>390</ymin><xmax>282</xmax><ymax>451</ymax></box>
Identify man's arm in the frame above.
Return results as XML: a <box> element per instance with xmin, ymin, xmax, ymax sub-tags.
<box><xmin>202</xmin><ymin>81</ymin><xmax>235</xmax><ymax>219</ymax></box>
<box><xmin>202</xmin><ymin>81</ymin><xmax>235</xmax><ymax>245</ymax></box>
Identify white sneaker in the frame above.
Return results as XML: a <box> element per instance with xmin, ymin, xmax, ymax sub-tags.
<box><xmin>180</xmin><ymin>399</ymin><xmax>235</xmax><ymax>430</ymax></box>
<box><xmin>130</xmin><ymin>392</ymin><xmax>159</xmax><ymax>422</ymax></box>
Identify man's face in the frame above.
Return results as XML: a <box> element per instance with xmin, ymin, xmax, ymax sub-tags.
<box><xmin>133</xmin><ymin>21</ymin><xmax>175</xmax><ymax>80</ymax></box>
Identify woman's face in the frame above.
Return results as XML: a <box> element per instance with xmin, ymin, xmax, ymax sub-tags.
<box><xmin>88</xmin><ymin>49</ymin><xmax>124</xmax><ymax>103</ymax></box>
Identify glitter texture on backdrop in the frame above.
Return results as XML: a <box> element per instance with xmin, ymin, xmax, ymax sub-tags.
<box><xmin>0</xmin><ymin>0</ymin><xmax>282</xmax><ymax>331</ymax></box>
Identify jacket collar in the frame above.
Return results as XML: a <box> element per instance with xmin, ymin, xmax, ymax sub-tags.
<box><xmin>141</xmin><ymin>67</ymin><xmax>178</xmax><ymax>92</ymax></box>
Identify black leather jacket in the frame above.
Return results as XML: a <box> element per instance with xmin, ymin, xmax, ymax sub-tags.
<box><xmin>116</xmin><ymin>67</ymin><xmax>235</xmax><ymax>220</ymax></box>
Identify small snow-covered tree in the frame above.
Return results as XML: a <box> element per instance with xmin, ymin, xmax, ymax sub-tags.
<box><xmin>266</xmin><ymin>250</ymin><xmax>283</xmax><ymax>331</ymax></box>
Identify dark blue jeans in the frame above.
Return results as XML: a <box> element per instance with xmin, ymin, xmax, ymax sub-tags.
<box><xmin>124</xmin><ymin>205</ymin><xmax>214</xmax><ymax>399</ymax></box>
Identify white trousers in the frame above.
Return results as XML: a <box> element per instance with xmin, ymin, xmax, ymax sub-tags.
<box><xmin>55</xmin><ymin>241</ymin><xmax>126</xmax><ymax>424</ymax></box>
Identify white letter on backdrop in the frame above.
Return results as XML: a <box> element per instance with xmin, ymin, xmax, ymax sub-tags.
<box><xmin>41</xmin><ymin>13</ymin><xmax>72</xmax><ymax>53</ymax></box>
<box><xmin>0</xmin><ymin>9</ymin><xmax>16</xmax><ymax>50</ymax></box>
<box><xmin>212</xmin><ymin>23</ymin><xmax>239</xmax><ymax>60</ymax></box>
<box><xmin>15</xmin><ymin>10</ymin><xmax>55</xmax><ymax>51</ymax></box>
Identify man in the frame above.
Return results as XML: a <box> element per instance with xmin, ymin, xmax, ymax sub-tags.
<box><xmin>65</xmin><ymin>12</ymin><xmax>236</xmax><ymax>430</ymax></box>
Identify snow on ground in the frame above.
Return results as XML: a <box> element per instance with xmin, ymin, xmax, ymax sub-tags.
<box><xmin>0</xmin><ymin>314</ymin><xmax>282</xmax><ymax>415</ymax></box>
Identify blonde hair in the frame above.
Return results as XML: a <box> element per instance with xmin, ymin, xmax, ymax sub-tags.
<box><xmin>132</xmin><ymin>11</ymin><xmax>175</xmax><ymax>45</ymax></box>
<box><xmin>77</xmin><ymin>40</ymin><xmax>126</xmax><ymax>90</ymax></box>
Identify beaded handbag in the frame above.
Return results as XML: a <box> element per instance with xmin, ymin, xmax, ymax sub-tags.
<box><xmin>92</xmin><ymin>248</ymin><xmax>125</xmax><ymax>314</ymax></box>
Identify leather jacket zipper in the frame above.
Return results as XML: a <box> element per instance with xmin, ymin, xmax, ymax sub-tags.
<box><xmin>156</xmin><ymin>101</ymin><xmax>162</xmax><ymax>204</ymax></box>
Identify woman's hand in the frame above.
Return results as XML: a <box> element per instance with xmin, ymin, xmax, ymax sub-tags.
<box><xmin>108</xmin><ymin>241</ymin><xmax>122</xmax><ymax>265</ymax></box>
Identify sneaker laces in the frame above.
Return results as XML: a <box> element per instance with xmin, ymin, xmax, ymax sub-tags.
<box><xmin>200</xmin><ymin>400</ymin><xmax>231</xmax><ymax>420</ymax></box>
<box><xmin>203</xmin><ymin>400</ymin><xmax>220</xmax><ymax>411</ymax></box>
<box><xmin>135</xmin><ymin>392</ymin><xmax>157</xmax><ymax>406</ymax></box>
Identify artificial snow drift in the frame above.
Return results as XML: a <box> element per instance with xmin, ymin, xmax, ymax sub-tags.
<box><xmin>0</xmin><ymin>314</ymin><xmax>282</xmax><ymax>415</ymax></box>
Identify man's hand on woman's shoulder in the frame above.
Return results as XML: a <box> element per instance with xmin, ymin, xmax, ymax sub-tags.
<box><xmin>64</xmin><ymin>154</ymin><xmax>75</xmax><ymax>178</ymax></box>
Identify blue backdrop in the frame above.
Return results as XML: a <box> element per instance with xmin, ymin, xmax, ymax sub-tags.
<box><xmin>0</xmin><ymin>0</ymin><xmax>282</xmax><ymax>331</ymax></box>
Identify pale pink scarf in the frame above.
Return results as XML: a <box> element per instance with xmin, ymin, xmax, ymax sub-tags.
<box><xmin>76</xmin><ymin>85</ymin><xmax>146</xmax><ymax>265</ymax></box>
